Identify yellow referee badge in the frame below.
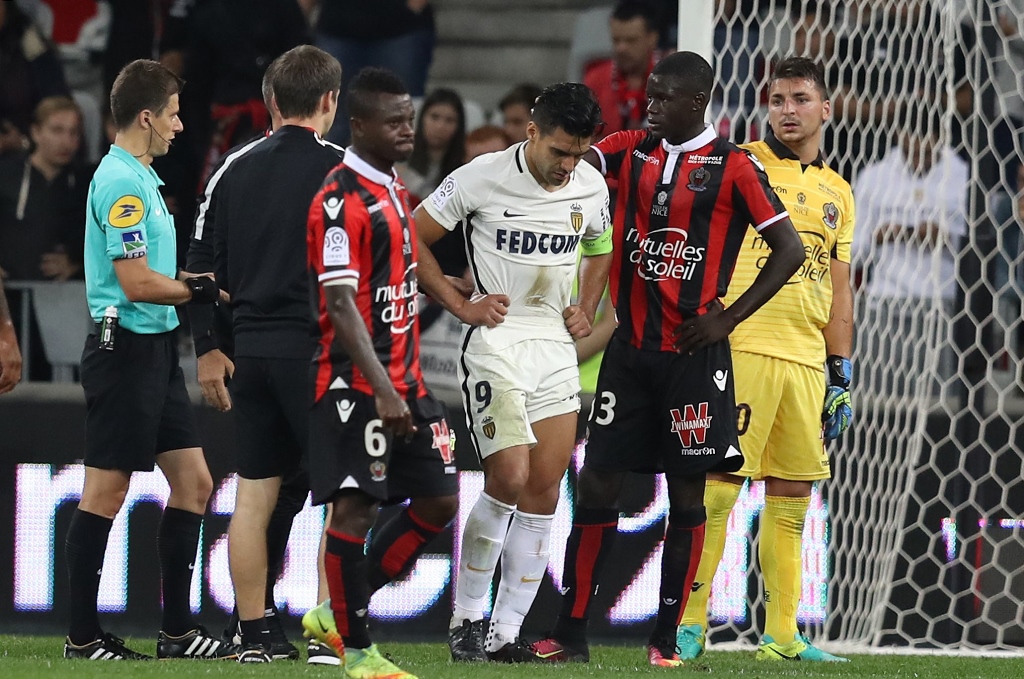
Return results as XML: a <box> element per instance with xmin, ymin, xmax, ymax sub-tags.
<box><xmin>107</xmin><ymin>195</ymin><xmax>145</xmax><ymax>228</ymax></box>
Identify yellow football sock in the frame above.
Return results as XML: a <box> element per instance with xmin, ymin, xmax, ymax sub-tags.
<box><xmin>680</xmin><ymin>479</ymin><xmax>743</xmax><ymax>629</ymax></box>
<box><xmin>759</xmin><ymin>494</ymin><xmax>811</xmax><ymax>646</ymax></box>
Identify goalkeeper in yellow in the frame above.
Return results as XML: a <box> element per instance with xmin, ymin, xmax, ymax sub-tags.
<box><xmin>677</xmin><ymin>57</ymin><xmax>853</xmax><ymax>662</ymax></box>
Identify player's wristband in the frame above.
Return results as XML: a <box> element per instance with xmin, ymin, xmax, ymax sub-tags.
<box><xmin>186</xmin><ymin>277</ymin><xmax>220</xmax><ymax>304</ymax></box>
<box><xmin>826</xmin><ymin>354</ymin><xmax>852</xmax><ymax>389</ymax></box>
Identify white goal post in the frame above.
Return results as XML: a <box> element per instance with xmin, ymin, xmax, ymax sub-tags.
<box><xmin>681</xmin><ymin>0</ymin><xmax>1024</xmax><ymax>651</ymax></box>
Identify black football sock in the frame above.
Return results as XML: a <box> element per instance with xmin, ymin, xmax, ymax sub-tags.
<box><xmin>158</xmin><ymin>507</ymin><xmax>203</xmax><ymax>636</ymax></box>
<box><xmin>65</xmin><ymin>509</ymin><xmax>113</xmax><ymax>645</ymax></box>
<box><xmin>239</xmin><ymin>617</ymin><xmax>271</xmax><ymax>649</ymax></box>
<box><xmin>367</xmin><ymin>508</ymin><xmax>446</xmax><ymax>593</ymax></box>
<box><xmin>552</xmin><ymin>506</ymin><xmax>619</xmax><ymax>643</ymax></box>
<box><xmin>653</xmin><ymin>508</ymin><xmax>706</xmax><ymax>641</ymax></box>
<box><xmin>325</xmin><ymin>530</ymin><xmax>371</xmax><ymax>650</ymax></box>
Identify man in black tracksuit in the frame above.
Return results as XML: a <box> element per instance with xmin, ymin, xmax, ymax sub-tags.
<box><xmin>192</xmin><ymin>45</ymin><xmax>344</xmax><ymax>663</ymax></box>
<box><xmin>185</xmin><ymin>52</ymin><xmax>344</xmax><ymax>664</ymax></box>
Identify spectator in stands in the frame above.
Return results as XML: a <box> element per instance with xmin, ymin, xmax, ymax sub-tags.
<box><xmin>0</xmin><ymin>96</ymin><xmax>87</xmax><ymax>282</ymax></box>
<box><xmin>184</xmin><ymin>0</ymin><xmax>308</xmax><ymax>184</ymax></box>
<box><xmin>0</xmin><ymin>1</ymin><xmax>70</xmax><ymax>156</ymax></box>
<box><xmin>0</xmin><ymin>96</ymin><xmax>89</xmax><ymax>382</ymax></box>
<box><xmin>711</xmin><ymin>0</ymin><xmax>764</xmax><ymax>143</ymax></box>
<box><xmin>464</xmin><ymin>125</ymin><xmax>511</xmax><ymax>162</ymax></box>
<box><xmin>828</xmin><ymin>0</ymin><xmax>944</xmax><ymax>180</ymax></box>
<box><xmin>316</xmin><ymin>0</ymin><xmax>436</xmax><ymax>144</ymax></box>
<box><xmin>398</xmin><ymin>88</ymin><xmax>466</xmax><ymax>201</ymax></box>
<box><xmin>584</xmin><ymin>1</ymin><xmax>662</xmax><ymax>136</ymax></box>
<box><xmin>852</xmin><ymin>108</ymin><xmax>967</xmax><ymax>397</ymax></box>
<box><xmin>498</xmin><ymin>83</ymin><xmax>542</xmax><ymax>144</ymax></box>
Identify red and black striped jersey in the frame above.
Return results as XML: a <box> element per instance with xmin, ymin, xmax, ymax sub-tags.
<box><xmin>594</xmin><ymin>125</ymin><xmax>788</xmax><ymax>352</ymax></box>
<box><xmin>307</xmin><ymin>149</ymin><xmax>428</xmax><ymax>403</ymax></box>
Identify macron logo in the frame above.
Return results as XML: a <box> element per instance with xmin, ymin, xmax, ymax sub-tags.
<box><xmin>324</xmin><ymin>196</ymin><xmax>343</xmax><ymax>220</ymax></box>
<box><xmin>713</xmin><ymin>370</ymin><xmax>728</xmax><ymax>392</ymax></box>
<box><xmin>633</xmin><ymin>149</ymin><xmax>660</xmax><ymax>165</ymax></box>
<box><xmin>335</xmin><ymin>399</ymin><xmax>355</xmax><ymax>423</ymax></box>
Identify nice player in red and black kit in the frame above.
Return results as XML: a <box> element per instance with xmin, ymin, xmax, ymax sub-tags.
<box><xmin>303</xmin><ymin>68</ymin><xmax>458</xmax><ymax>678</ymax></box>
<box><xmin>534</xmin><ymin>52</ymin><xmax>804</xmax><ymax>666</ymax></box>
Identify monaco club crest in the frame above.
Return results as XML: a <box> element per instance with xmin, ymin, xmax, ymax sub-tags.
<box><xmin>570</xmin><ymin>202</ymin><xmax>583</xmax><ymax>232</ymax></box>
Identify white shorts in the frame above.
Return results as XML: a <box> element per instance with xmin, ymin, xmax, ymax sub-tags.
<box><xmin>458</xmin><ymin>337</ymin><xmax>581</xmax><ymax>460</ymax></box>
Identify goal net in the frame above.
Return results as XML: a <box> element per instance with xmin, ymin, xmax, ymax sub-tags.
<box><xmin>703</xmin><ymin>0</ymin><xmax>1024</xmax><ymax>651</ymax></box>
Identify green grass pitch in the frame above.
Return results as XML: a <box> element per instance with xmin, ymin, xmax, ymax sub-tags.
<box><xmin>1</xmin><ymin>635</ymin><xmax>1020</xmax><ymax>678</ymax></box>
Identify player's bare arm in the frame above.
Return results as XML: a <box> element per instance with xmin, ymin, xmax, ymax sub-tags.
<box><xmin>564</xmin><ymin>252</ymin><xmax>612</xmax><ymax>340</ymax></box>
<box><xmin>0</xmin><ymin>279</ymin><xmax>22</xmax><ymax>394</ymax></box>
<box><xmin>823</xmin><ymin>259</ymin><xmax>853</xmax><ymax>357</ymax></box>
<box><xmin>323</xmin><ymin>284</ymin><xmax>414</xmax><ymax>439</ymax></box>
<box><xmin>412</xmin><ymin>204</ymin><xmax>510</xmax><ymax>327</ymax></box>
<box><xmin>673</xmin><ymin>217</ymin><xmax>803</xmax><ymax>354</ymax></box>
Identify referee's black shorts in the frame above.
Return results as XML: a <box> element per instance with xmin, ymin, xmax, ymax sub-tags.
<box><xmin>230</xmin><ymin>356</ymin><xmax>309</xmax><ymax>480</ymax></box>
<box><xmin>81</xmin><ymin>328</ymin><xmax>201</xmax><ymax>472</ymax></box>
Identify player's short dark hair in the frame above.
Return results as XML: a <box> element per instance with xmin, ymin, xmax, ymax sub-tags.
<box><xmin>771</xmin><ymin>56</ymin><xmax>829</xmax><ymax>99</ymax></box>
<box><xmin>612</xmin><ymin>1</ymin><xmax>661</xmax><ymax>33</ymax></box>
<box><xmin>346</xmin><ymin>67</ymin><xmax>408</xmax><ymax>120</ymax></box>
<box><xmin>531</xmin><ymin>82</ymin><xmax>603</xmax><ymax>139</ymax></box>
<box><xmin>269</xmin><ymin>45</ymin><xmax>342</xmax><ymax>119</ymax></box>
<box><xmin>651</xmin><ymin>51</ymin><xmax>714</xmax><ymax>95</ymax></box>
<box><xmin>109</xmin><ymin>59</ymin><xmax>183</xmax><ymax>130</ymax></box>
<box><xmin>499</xmin><ymin>83</ymin><xmax>544</xmax><ymax>113</ymax></box>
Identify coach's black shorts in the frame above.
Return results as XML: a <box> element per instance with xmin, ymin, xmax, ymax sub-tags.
<box><xmin>583</xmin><ymin>336</ymin><xmax>744</xmax><ymax>476</ymax></box>
<box><xmin>309</xmin><ymin>388</ymin><xmax>458</xmax><ymax>505</ymax></box>
<box><xmin>230</xmin><ymin>356</ymin><xmax>310</xmax><ymax>480</ymax></box>
<box><xmin>81</xmin><ymin>329</ymin><xmax>200</xmax><ymax>472</ymax></box>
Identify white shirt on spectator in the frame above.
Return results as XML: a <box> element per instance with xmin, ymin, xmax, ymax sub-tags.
<box><xmin>852</xmin><ymin>144</ymin><xmax>968</xmax><ymax>300</ymax></box>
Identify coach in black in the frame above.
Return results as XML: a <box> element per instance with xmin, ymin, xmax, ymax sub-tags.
<box><xmin>186</xmin><ymin>54</ymin><xmax>344</xmax><ymax>664</ymax></box>
<box><xmin>205</xmin><ymin>45</ymin><xmax>344</xmax><ymax>663</ymax></box>
<box><xmin>64</xmin><ymin>60</ymin><xmax>227</xmax><ymax>662</ymax></box>
<box><xmin>533</xmin><ymin>52</ymin><xmax>804</xmax><ymax>665</ymax></box>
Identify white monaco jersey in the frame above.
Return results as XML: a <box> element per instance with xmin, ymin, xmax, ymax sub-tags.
<box><xmin>422</xmin><ymin>142</ymin><xmax>610</xmax><ymax>352</ymax></box>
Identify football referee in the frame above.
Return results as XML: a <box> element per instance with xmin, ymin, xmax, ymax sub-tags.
<box><xmin>63</xmin><ymin>60</ymin><xmax>229</xmax><ymax>661</ymax></box>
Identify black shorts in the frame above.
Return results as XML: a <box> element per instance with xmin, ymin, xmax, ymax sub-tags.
<box><xmin>231</xmin><ymin>357</ymin><xmax>310</xmax><ymax>480</ymax></box>
<box><xmin>81</xmin><ymin>329</ymin><xmax>201</xmax><ymax>472</ymax></box>
<box><xmin>583</xmin><ymin>336</ymin><xmax>744</xmax><ymax>476</ymax></box>
<box><xmin>309</xmin><ymin>388</ymin><xmax>459</xmax><ymax>505</ymax></box>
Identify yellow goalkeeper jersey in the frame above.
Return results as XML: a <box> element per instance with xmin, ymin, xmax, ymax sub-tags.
<box><xmin>724</xmin><ymin>133</ymin><xmax>855</xmax><ymax>370</ymax></box>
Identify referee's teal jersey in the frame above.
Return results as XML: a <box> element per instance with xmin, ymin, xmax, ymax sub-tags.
<box><xmin>84</xmin><ymin>145</ymin><xmax>179</xmax><ymax>334</ymax></box>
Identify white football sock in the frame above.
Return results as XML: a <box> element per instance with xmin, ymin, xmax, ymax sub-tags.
<box><xmin>486</xmin><ymin>509</ymin><xmax>554</xmax><ymax>652</ymax></box>
<box><xmin>451</xmin><ymin>492</ymin><xmax>515</xmax><ymax>629</ymax></box>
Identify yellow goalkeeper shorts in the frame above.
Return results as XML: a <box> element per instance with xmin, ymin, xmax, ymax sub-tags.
<box><xmin>732</xmin><ymin>350</ymin><xmax>831</xmax><ymax>481</ymax></box>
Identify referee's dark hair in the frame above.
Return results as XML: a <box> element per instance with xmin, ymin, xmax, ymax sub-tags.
<box><xmin>771</xmin><ymin>56</ymin><xmax>829</xmax><ymax>100</ymax></box>
<box><xmin>270</xmin><ymin>45</ymin><xmax>342</xmax><ymax>119</ymax></box>
<box><xmin>347</xmin><ymin>67</ymin><xmax>408</xmax><ymax>120</ymax></box>
<box><xmin>531</xmin><ymin>82</ymin><xmax>603</xmax><ymax>139</ymax></box>
<box><xmin>110</xmin><ymin>59</ymin><xmax>183</xmax><ymax>130</ymax></box>
<box><xmin>652</xmin><ymin>51</ymin><xmax>714</xmax><ymax>97</ymax></box>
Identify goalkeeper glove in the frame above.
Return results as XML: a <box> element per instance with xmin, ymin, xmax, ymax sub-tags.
<box><xmin>822</xmin><ymin>354</ymin><xmax>852</xmax><ymax>440</ymax></box>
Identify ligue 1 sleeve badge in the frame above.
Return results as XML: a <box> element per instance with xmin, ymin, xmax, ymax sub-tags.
<box><xmin>822</xmin><ymin>202</ymin><xmax>839</xmax><ymax>229</ymax></box>
<box><xmin>687</xmin><ymin>166</ymin><xmax>711</xmax><ymax>192</ymax></box>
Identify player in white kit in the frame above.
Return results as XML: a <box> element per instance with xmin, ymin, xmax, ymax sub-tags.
<box><xmin>413</xmin><ymin>82</ymin><xmax>612</xmax><ymax>662</ymax></box>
